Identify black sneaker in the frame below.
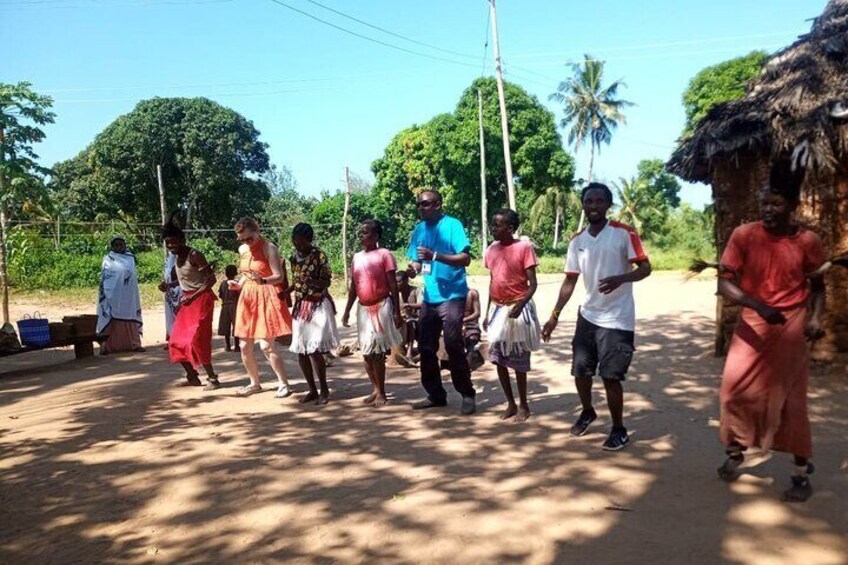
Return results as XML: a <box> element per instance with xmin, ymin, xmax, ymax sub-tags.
<box><xmin>569</xmin><ymin>409</ymin><xmax>597</xmax><ymax>437</ymax></box>
<box><xmin>602</xmin><ymin>428</ymin><xmax>630</xmax><ymax>451</ymax></box>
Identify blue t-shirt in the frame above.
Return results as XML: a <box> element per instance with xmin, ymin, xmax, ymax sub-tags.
<box><xmin>406</xmin><ymin>215</ymin><xmax>471</xmax><ymax>304</ymax></box>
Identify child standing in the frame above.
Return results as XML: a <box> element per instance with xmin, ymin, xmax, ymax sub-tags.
<box><xmin>218</xmin><ymin>264</ymin><xmax>240</xmax><ymax>352</ymax></box>
<box><xmin>483</xmin><ymin>209</ymin><xmax>541</xmax><ymax>422</ymax></box>
<box><xmin>288</xmin><ymin>223</ymin><xmax>339</xmax><ymax>405</ymax></box>
<box><xmin>342</xmin><ymin>220</ymin><xmax>404</xmax><ymax>406</ymax></box>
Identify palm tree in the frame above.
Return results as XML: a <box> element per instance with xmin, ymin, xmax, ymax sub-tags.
<box><xmin>530</xmin><ymin>185</ymin><xmax>581</xmax><ymax>248</ymax></box>
<box><xmin>613</xmin><ymin>176</ymin><xmax>664</xmax><ymax>232</ymax></box>
<box><xmin>550</xmin><ymin>55</ymin><xmax>633</xmax><ymax>228</ymax></box>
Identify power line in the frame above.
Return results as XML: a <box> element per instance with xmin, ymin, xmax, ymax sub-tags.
<box><xmin>506</xmin><ymin>30</ymin><xmax>804</xmax><ymax>60</ymax></box>
<box><xmin>264</xmin><ymin>0</ymin><xmax>479</xmax><ymax>70</ymax></box>
<box><xmin>302</xmin><ymin>0</ymin><xmax>477</xmax><ymax>60</ymax></box>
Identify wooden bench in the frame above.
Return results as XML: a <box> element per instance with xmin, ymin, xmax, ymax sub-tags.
<box><xmin>0</xmin><ymin>334</ymin><xmax>104</xmax><ymax>359</ymax></box>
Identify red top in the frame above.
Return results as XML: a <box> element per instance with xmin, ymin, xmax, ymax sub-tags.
<box><xmin>720</xmin><ymin>221</ymin><xmax>825</xmax><ymax>309</ymax></box>
<box><xmin>484</xmin><ymin>239</ymin><xmax>539</xmax><ymax>303</ymax></box>
<box><xmin>351</xmin><ymin>248</ymin><xmax>397</xmax><ymax>306</ymax></box>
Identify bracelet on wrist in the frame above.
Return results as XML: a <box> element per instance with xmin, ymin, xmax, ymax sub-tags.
<box><xmin>433</xmin><ymin>251</ymin><xmax>439</xmax><ymax>263</ymax></box>
<box><xmin>551</xmin><ymin>309</ymin><xmax>561</xmax><ymax>320</ymax></box>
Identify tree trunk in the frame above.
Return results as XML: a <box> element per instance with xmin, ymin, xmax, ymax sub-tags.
<box><xmin>577</xmin><ymin>140</ymin><xmax>595</xmax><ymax>231</ymax></box>
<box><xmin>0</xmin><ymin>208</ymin><xmax>9</xmax><ymax>325</ymax></box>
<box><xmin>553</xmin><ymin>205</ymin><xmax>561</xmax><ymax>248</ymax></box>
<box><xmin>0</xmin><ymin>125</ymin><xmax>8</xmax><ymax>324</ymax></box>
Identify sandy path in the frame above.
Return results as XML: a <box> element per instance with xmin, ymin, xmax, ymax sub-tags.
<box><xmin>1</xmin><ymin>274</ymin><xmax>847</xmax><ymax>564</ymax></box>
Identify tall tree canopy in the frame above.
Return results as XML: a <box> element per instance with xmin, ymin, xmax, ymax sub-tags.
<box><xmin>50</xmin><ymin>97</ymin><xmax>271</xmax><ymax>228</ymax></box>
<box><xmin>549</xmin><ymin>54</ymin><xmax>632</xmax><ymax>184</ymax></box>
<box><xmin>681</xmin><ymin>50</ymin><xmax>769</xmax><ymax>136</ymax></box>
<box><xmin>371</xmin><ymin>77</ymin><xmax>575</xmax><ymax>244</ymax></box>
<box><xmin>0</xmin><ymin>81</ymin><xmax>55</xmax><ymax>323</ymax></box>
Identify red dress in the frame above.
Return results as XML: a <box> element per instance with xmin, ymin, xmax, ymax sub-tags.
<box><xmin>234</xmin><ymin>239</ymin><xmax>293</xmax><ymax>339</ymax></box>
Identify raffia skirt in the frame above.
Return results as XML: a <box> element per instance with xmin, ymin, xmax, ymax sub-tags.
<box><xmin>486</xmin><ymin>301</ymin><xmax>541</xmax><ymax>372</ymax></box>
<box><xmin>357</xmin><ymin>297</ymin><xmax>403</xmax><ymax>356</ymax></box>
<box><xmin>290</xmin><ymin>298</ymin><xmax>339</xmax><ymax>355</ymax></box>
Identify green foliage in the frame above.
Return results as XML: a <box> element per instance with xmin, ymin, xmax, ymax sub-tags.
<box><xmin>259</xmin><ymin>164</ymin><xmax>318</xmax><ymax>228</ymax></box>
<box><xmin>189</xmin><ymin>238</ymin><xmax>238</xmax><ymax>272</ymax></box>
<box><xmin>636</xmin><ymin>158</ymin><xmax>681</xmax><ymax>208</ymax></box>
<box><xmin>0</xmin><ymin>82</ymin><xmax>56</xmax><ymax>215</ymax></box>
<box><xmin>372</xmin><ymin>77</ymin><xmax>575</xmax><ymax>245</ymax></box>
<box><xmin>681</xmin><ymin>51</ymin><xmax>769</xmax><ymax>135</ymax></box>
<box><xmin>549</xmin><ymin>55</ymin><xmax>633</xmax><ymax>181</ymax></box>
<box><xmin>49</xmin><ymin>97</ymin><xmax>271</xmax><ymax>228</ymax></box>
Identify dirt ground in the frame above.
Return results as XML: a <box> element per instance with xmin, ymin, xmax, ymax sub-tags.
<box><xmin>1</xmin><ymin>273</ymin><xmax>847</xmax><ymax>564</ymax></box>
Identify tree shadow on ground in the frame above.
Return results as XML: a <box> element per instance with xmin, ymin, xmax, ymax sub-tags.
<box><xmin>1</xmin><ymin>314</ymin><xmax>846</xmax><ymax>563</ymax></box>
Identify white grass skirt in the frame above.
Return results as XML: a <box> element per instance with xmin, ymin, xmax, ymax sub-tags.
<box><xmin>487</xmin><ymin>300</ymin><xmax>541</xmax><ymax>356</ymax></box>
<box><xmin>357</xmin><ymin>297</ymin><xmax>402</xmax><ymax>356</ymax></box>
<box><xmin>290</xmin><ymin>299</ymin><xmax>340</xmax><ymax>355</ymax></box>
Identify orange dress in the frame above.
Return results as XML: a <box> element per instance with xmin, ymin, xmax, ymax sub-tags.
<box><xmin>234</xmin><ymin>239</ymin><xmax>293</xmax><ymax>339</ymax></box>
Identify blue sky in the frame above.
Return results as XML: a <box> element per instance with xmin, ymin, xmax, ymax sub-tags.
<box><xmin>3</xmin><ymin>0</ymin><xmax>826</xmax><ymax>209</ymax></box>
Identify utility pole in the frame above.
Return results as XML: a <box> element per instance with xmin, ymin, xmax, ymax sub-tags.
<box><xmin>342</xmin><ymin>166</ymin><xmax>352</xmax><ymax>290</ymax></box>
<box><xmin>0</xmin><ymin>125</ymin><xmax>8</xmax><ymax>324</ymax></box>
<box><xmin>477</xmin><ymin>89</ymin><xmax>488</xmax><ymax>246</ymax></box>
<box><xmin>489</xmin><ymin>0</ymin><xmax>516</xmax><ymax>211</ymax></box>
<box><xmin>157</xmin><ymin>164</ymin><xmax>167</xmax><ymax>255</ymax></box>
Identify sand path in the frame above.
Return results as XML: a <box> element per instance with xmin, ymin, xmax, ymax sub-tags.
<box><xmin>2</xmin><ymin>274</ymin><xmax>847</xmax><ymax>564</ymax></box>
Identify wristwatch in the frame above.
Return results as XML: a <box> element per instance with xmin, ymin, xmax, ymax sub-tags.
<box><xmin>260</xmin><ymin>277</ymin><xmax>266</xmax><ymax>285</ymax></box>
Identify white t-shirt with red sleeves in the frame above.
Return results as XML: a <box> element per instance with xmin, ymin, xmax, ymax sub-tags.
<box><xmin>564</xmin><ymin>220</ymin><xmax>648</xmax><ymax>331</ymax></box>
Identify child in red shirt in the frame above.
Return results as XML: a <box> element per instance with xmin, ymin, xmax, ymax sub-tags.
<box><xmin>342</xmin><ymin>220</ymin><xmax>404</xmax><ymax>406</ymax></box>
<box><xmin>483</xmin><ymin>209</ymin><xmax>540</xmax><ymax>422</ymax></box>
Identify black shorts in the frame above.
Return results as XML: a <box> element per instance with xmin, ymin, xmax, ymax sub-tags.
<box><xmin>571</xmin><ymin>311</ymin><xmax>635</xmax><ymax>381</ymax></box>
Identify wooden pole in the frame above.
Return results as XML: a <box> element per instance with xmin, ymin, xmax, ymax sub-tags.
<box><xmin>342</xmin><ymin>166</ymin><xmax>352</xmax><ymax>290</ymax></box>
<box><xmin>489</xmin><ymin>0</ymin><xmax>516</xmax><ymax>211</ymax></box>
<box><xmin>0</xmin><ymin>125</ymin><xmax>9</xmax><ymax>324</ymax></box>
<box><xmin>157</xmin><ymin>164</ymin><xmax>167</xmax><ymax>254</ymax></box>
<box><xmin>478</xmin><ymin>89</ymin><xmax>488</xmax><ymax>246</ymax></box>
<box><xmin>156</xmin><ymin>164</ymin><xmax>167</xmax><ymax>225</ymax></box>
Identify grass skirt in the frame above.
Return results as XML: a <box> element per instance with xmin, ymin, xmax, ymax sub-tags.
<box><xmin>290</xmin><ymin>299</ymin><xmax>339</xmax><ymax>355</ymax></box>
<box><xmin>357</xmin><ymin>297</ymin><xmax>402</xmax><ymax>356</ymax></box>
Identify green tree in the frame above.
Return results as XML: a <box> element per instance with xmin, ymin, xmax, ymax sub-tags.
<box><xmin>259</xmin><ymin>164</ymin><xmax>317</xmax><ymax>230</ymax></box>
<box><xmin>372</xmin><ymin>77</ymin><xmax>574</xmax><ymax>245</ymax></box>
<box><xmin>549</xmin><ymin>54</ymin><xmax>633</xmax><ymax>186</ymax></box>
<box><xmin>636</xmin><ymin>158</ymin><xmax>681</xmax><ymax>208</ymax></box>
<box><xmin>613</xmin><ymin>176</ymin><xmax>666</xmax><ymax>236</ymax></box>
<box><xmin>0</xmin><ymin>81</ymin><xmax>56</xmax><ymax>323</ymax></box>
<box><xmin>50</xmin><ymin>97</ymin><xmax>271</xmax><ymax>228</ymax></box>
<box><xmin>681</xmin><ymin>50</ymin><xmax>768</xmax><ymax>136</ymax></box>
<box><xmin>529</xmin><ymin>184</ymin><xmax>581</xmax><ymax>248</ymax></box>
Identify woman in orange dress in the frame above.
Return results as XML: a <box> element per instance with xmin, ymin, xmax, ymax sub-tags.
<box><xmin>230</xmin><ymin>217</ymin><xmax>294</xmax><ymax>397</ymax></box>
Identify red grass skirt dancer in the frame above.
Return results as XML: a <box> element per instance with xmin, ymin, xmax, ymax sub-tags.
<box><xmin>169</xmin><ymin>289</ymin><xmax>216</xmax><ymax>370</ymax></box>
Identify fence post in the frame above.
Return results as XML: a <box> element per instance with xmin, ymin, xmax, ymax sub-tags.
<box><xmin>342</xmin><ymin>167</ymin><xmax>351</xmax><ymax>290</ymax></box>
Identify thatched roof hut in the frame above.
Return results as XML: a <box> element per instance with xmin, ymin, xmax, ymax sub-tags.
<box><xmin>669</xmin><ymin>0</ymin><xmax>848</xmax><ymax>357</ymax></box>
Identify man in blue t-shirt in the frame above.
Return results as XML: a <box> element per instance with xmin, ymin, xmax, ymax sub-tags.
<box><xmin>406</xmin><ymin>190</ymin><xmax>477</xmax><ymax>415</ymax></box>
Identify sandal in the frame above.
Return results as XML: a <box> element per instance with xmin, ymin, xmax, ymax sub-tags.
<box><xmin>275</xmin><ymin>384</ymin><xmax>292</xmax><ymax>398</ymax></box>
<box><xmin>236</xmin><ymin>384</ymin><xmax>263</xmax><ymax>397</ymax></box>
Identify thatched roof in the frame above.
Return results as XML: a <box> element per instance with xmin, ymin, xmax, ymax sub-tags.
<box><xmin>669</xmin><ymin>0</ymin><xmax>848</xmax><ymax>182</ymax></box>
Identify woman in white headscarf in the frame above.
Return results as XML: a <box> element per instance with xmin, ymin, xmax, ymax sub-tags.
<box><xmin>97</xmin><ymin>237</ymin><xmax>144</xmax><ymax>354</ymax></box>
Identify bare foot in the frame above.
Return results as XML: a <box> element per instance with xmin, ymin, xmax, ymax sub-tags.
<box><xmin>298</xmin><ymin>391</ymin><xmax>318</xmax><ymax>404</ymax></box>
<box><xmin>500</xmin><ymin>404</ymin><xmax>518</xmax><ymax>420</ymax></box>
<box><xmin>363</xmin><ymin>391</ymin><xmax>377</xmax><ymax>405</ymax></box>
<box><xmin>372</xmin><ymin>395</ymin><xmax>387</xmax><ymax>407</ymax></box>
<box><xmin>515</xmin><ymin>406</ymin><xmax>531</xmax><ymax>422</ymax></box>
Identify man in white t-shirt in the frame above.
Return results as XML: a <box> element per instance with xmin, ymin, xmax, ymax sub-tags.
<box><xmin>542</xmin><ymin>183</ymin><xmax>652</xmax><ymax>451</ymax></box>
